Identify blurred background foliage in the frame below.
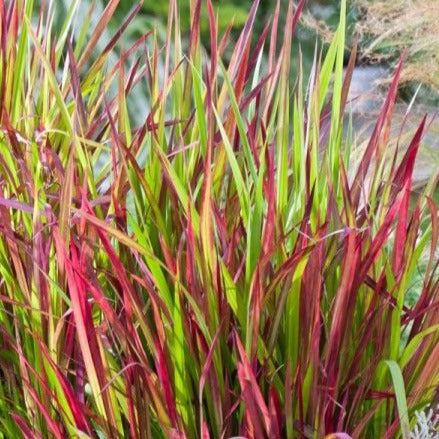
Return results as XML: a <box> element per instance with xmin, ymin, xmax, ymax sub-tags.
<box><xmin>353</xmin><ymin>0</ymin><xmax>439</xmax><ymax>104</ymax></box>
<box><xmin>50</xmin><ymin>0</ymin><xmax>347</xmax><ymax>124</ymax></box>
<box><xmin>54</xmin><ymin>1</ymin><xmax>346</xmax><ymax>63</ymax></box>
<box><xmin>122</xmin><ymin>0</ymin><xmax>342</xmax><ymax>41</ymax></box>
<box><xmin>51</xmin><ymin>0</ymin><xmax>437</xmax><ymax>117</ymax></box>
<box><xmin>51</xmin><ymin>0</ymin><xmax>438</xmax><ymax>90</ymax></box>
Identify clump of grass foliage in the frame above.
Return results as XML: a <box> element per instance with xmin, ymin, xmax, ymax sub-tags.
<box><xmin>354</xmin><ymin>0</ymin><xmax>439</xmax><ymax>93</ymax></box>
<box><xmin>0</xmin><ymin>0</ymin><xmax>438</xmax><ymax>437</ymax></box>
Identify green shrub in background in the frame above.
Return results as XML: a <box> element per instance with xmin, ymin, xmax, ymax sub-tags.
<box><xmin>0</xmin><ymin>0</ymin><xmax>438</xmax><ymax>438</ymax></box>
<box><xmin>142</xmin><ymin>0</ymin><xmax>252</xmax><ymax>34</ymax></box>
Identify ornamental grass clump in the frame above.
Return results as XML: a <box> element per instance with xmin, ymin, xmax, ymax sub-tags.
<box><xmin>0</xmin><ymin>0</ymin><xmax>438</xmax><ymax>438</ymax></box>
<box><xmin>353</xmin><ymin>0</ymin><xmax>439</xmax><ymax>96</ymax></box>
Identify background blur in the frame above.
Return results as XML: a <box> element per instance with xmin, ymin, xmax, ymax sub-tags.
<box><xmin>53</xmin><ymin>0</ymin><xmax>438</xmax><ymax>100</ymax></box>
<box><xmin>55</xmin><ymin>1</ymin><xmax>346</xmax><ymax>67</ymax></box>
<box><xmin>52</xmin><ymin>0</ymin><xmax>438</xmax><ymax>163</ymax></box>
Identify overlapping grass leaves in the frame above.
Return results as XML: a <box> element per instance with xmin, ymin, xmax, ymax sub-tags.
<box><xmin>0</xmin><ymin>0</ymin><xmax>438</xmax><ymax>437</ymax></box>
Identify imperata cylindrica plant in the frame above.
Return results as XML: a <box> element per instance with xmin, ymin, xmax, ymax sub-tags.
<box><xmin>0</xmin><ymin>0</ymin><xmax>438</xmax><ymax>438</ymax></box>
